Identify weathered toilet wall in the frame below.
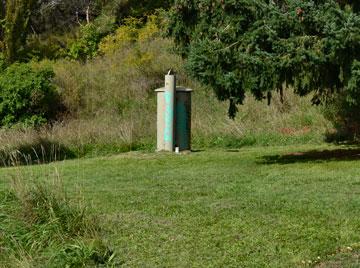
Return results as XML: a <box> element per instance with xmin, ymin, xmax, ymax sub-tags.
<box><xmin>156</xmin><ymin>74</ymin><xmax>175</xmax><ymax>152</ymax></box>
<box><xmin>156</xmin><ymin>74</ymin><xmax>192</xmax><ymax>152</ymax></box>
<box><xmin>175</xmin><ymin>89</ymin><xmax>192</xmax><ymax>151</ymax></box>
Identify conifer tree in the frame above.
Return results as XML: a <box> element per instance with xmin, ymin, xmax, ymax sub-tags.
<box><xmin>167</xmin><ymin>0</ymin><xmax>360</xmax><ymax>126</ymax></box>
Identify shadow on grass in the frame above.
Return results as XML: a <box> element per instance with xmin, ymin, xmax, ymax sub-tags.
<box><xmin>191</xmin><ymin>149</ymin><xmax>205</xmax><ymax>153</ymax></box>
<box><xmin>0</xmin><ymin>138</ymin><xmax>76</xmax><ymax>167</ymax></box>
<box><xmin>261</xmin><ymin>148</ymin><xmax>360</xmax><ymax>164</ymax></box>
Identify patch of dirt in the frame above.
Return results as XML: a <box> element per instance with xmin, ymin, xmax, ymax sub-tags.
<box><xmin>315</xmin><ymin>252</ymin><xmax>360</xmax><ymax>268</ymax></box>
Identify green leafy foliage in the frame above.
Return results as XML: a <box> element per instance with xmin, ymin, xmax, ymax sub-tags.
<box><xmin>0</xmin><ymin>63</ymin><xmax>58</xmax><ymax>127</ymax></box>
<box><xmin>167</xmin><ymin>1</ymin><xmax>360</xmax><ymax>121</ymax></box>
<box><xmin>0</xmin><ymin>0</ymin><xmax>171</xmax><ymax>63</ymax></box>
<box><xmin>67</xmin><ymin>24</ymin><xmax>102</xmax><ymax>61</ymax></box>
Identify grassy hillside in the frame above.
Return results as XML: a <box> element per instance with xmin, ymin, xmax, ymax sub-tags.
<box><xmin>1</xmin><ymin>145</ymin><xmax>360</xmax><ymax>267</ymax></box>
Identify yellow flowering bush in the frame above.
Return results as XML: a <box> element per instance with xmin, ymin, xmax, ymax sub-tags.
<box><xmin>98</xmin><ymin>15</ymin><xmax>161</xmax><ymax>56</ymax></box>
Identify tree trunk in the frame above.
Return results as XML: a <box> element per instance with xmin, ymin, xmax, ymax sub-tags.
<box><xmin>0</xmin><ymin>0</ymin><xmax>6</xmax><ymax>40</ymax></box>
<box><xmin>4</xmin><ymin>0</ymin><xmax>36</xmax><ymax>63</ymax></box>
<box><xmin>86</xmin><ymin>5</ymin><xmax>90</xmax><ymax>24</ymax></box>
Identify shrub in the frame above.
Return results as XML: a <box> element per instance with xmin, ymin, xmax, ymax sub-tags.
<box><xmin>67</xmin><ymin>24</ymin><xmax>102</xmax><ymax>61</ymax></box>
<box><xmin>0</xmin><ymin>63</ymin><xmax>59</xmax><ymax>127</ymax></box>
<box><xmin>98</xmin><ymin>14</ymin><xmax>162</xmax><ymax>55</ymax></box>
<box><xmin>98</xmin><ymin>18</ymin><xmax>140</xmax><ymax>55</ymax></box>
<box><xmin>25</xmin><ymin>32</ymin><xmax>75</xmax><ymax>60</ymax></box>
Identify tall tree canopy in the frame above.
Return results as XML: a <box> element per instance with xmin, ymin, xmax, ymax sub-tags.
<box><xmin>167</xmin><ymin>0</ymin><xmax>360</xmax><ymax>118</ymax></box>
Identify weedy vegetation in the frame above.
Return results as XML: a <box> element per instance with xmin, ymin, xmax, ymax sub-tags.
<box><xmin>0</xmin><ymin>161</ymin><xmax>118</xmax><ymax>267</ymax></box>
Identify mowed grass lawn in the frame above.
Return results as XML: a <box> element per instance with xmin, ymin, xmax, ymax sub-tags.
<box><xmin>1</xmin><ymin>144</ymin><xmax>360</xmax><ymax>267</ymax></box>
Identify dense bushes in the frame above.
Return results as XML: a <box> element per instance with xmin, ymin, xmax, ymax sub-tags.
<box><xmin>0</xmin><ymin>63</ymin><xmax>59</xmax><ymax>127</ymax></box>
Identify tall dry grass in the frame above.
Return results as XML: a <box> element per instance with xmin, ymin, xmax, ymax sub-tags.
<box><xmin>191</xmin><ymin>86</ymin><xmax>332</xmax><ymax>147</ymax></box>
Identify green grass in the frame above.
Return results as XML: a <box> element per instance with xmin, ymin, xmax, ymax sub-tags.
<box><xmin>1</xmin><ymin>144</ymin><xmax>360</xmax><ymax>267</ymax></box>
